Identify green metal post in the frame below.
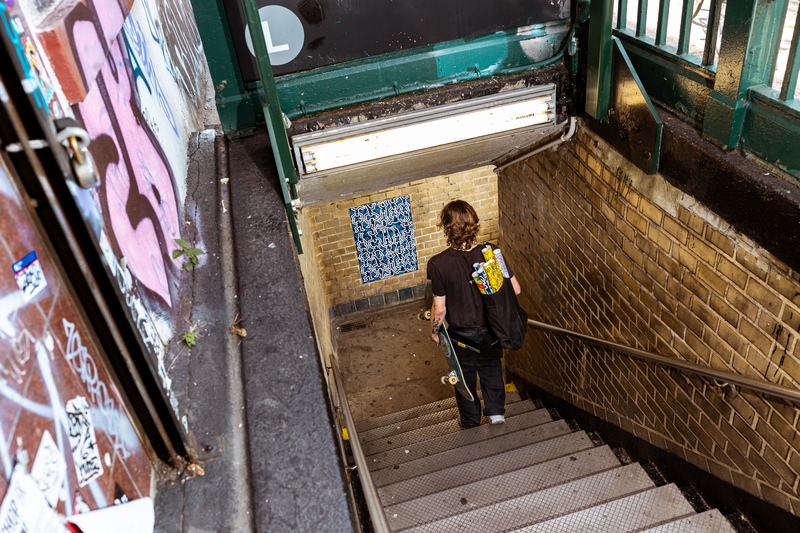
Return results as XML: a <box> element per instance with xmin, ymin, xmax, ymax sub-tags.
<box><xmin>189</xmin><ymin>0</ymin><xmax>256</xmax><ymax>135</ymax></box>
<box><xmin>586</xmin><ymin>0</ymin><xmax>615</xmax><ymax>119</ymax></box>
<box><xmin>676</xmin><ymin>0</ymin><xmax>694</xmax><ymax>55</ymax></box>
<box><xmin>242</xmin><ymin>0</ymin><xmax>303</xmax><ymax>253</ymax></box>
<box><xmin>635</xmin><ymin>0</ymin><xmax>649</xmax><ymax>38</ymax></box>
<box><xmin>617</xmin><ymin>0</ymin><xmax>629</xmax><ymax>31</ymax></box>
<box><xmin>655</xmin><ymin>0</ymin><xmax>671</xmax><ymax>46</ymax></box>
<box><xmin>703</xmin><ymin>0</ymin><xmax>789</xmax><ymax>149</ymax></box>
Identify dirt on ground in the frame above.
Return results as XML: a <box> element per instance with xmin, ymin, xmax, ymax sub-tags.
<box><xmin>332</xmin><ymin>300</ymin><xmax>452</xmax><ymax>423</ymax></box>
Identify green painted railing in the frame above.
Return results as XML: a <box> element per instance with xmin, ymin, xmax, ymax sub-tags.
<box><xmin>610</xmin><ymin>0</ymin><xmax>800</xmax><ymax>178</ymax></box>
<box><xmin>241</xmin><ymin>0</ymin><xmax>303</xmax><ymax>253</ymax></box>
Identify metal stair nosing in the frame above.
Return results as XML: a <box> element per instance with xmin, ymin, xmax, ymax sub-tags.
<box><xmin>636</xmin><ymin>508</ymin><xmax>737</xmax><ymax>532</ymax></box>
<box><xmin>363</xmin><ymin>408</ymin><xmax>554</xmax><ymax>468</ymax></box>
<box><xmin>510</xmin><ymin>484</ymin><xmax>696</xmax><ymax>533</ymax></box>
<box><xmin>359</xmin><ymin>398</ymin><xmax>533</xmax><ymax>444</ymax></box>
<box><xmin>395</xmin><ymin>462</ymin><xmax>656</xmax><ymax>533</ymax></box>
<box><xmin>356</xmin><ymin>392</ymin><xmax>522</xmax><ymax>433</ymax></box>
<box><xmin>379</xmin><ymin>431</ymin><xmax>599</xmax><ymax>506</ymax></box>
<box><xmin>383</xmin><ymin>444</ymin><xmax>623</xmax><ymax>530</ymax></box>
<box><xmin>371</xmin><ymin>419</ymin><xmax>573</xmax><ymax>487</ymax></box>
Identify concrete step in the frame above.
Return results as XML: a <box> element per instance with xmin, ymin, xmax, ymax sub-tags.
<box><xmin>357</xmin><ymin>392</ymin><xmax>522</xmax><ymax>433</ymax></box>
<box><xmin>638</xmin><ymin>509</ymin><xmax>736</xmax><ymax>532</ymax></box>
<box><xmin>364</xmin><ymin>408</ymin><xmax>553</xmax><ymax>468</ymax></box>
<box><xmin>396</xmin><ymin>462</ymin><xmax>655</xmax><ymax>533</ymax></box>
<box><xmin>360</xmin><ymin>398</ymin><xmax>537</xmax><ymax>444</ymax></box>
<box><xmin>384</xmin><ymin>444</ymin><xmax>621</xmax><ymax>530</ymax></box>
<box><xmin>510</xmin><ymin>484</ymin><xmax>695</xmax><ymax>533</ymax></box>
<box><xmin>380</xmin><ymin>431</ymin><xmax>599</xmax><ymax>506</ymax></box>
<box><xmin>372</xmin><ymin>419</ymin><xmax>572</xmax><ymax>487</ymax></box>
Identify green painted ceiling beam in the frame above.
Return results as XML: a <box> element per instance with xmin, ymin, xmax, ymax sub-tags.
<box><xmin>265</xmin><ymin>21</ymin><xmax>571</xmax><ymax>120</ymax></box>
<box><xmin>193</xmin><ymin>1</ymin><xmax>570</xmax><ymax>133</ymax></box>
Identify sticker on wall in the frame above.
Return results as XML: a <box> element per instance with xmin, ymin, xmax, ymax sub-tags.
<box><xmin>0</xmin><ymin>464</ymin><xmax>67</xmax><ymax>533</ymax></box>
<box><xmin>65</xmin><ymin>396</ymin><xmax>104</xmax><ymax>487</ymax></box>
<box><xmin>12</xmin><ymin>250</ymin><xmax>47</xmax><ymax>302</ymax></box>
<box><xmin>67</xmin><ymin>497</ymin><xmax>155</xmax><ymax>533</ymax></box>
<box><xmin>350</xmin><ymin>196</ymin><xmax>418</xmax><ymax>283</ymax></box>
<box><xmin>30</xmin><ymin>430</ymin><xmax>67</xmax><ymax>508</ymax></box>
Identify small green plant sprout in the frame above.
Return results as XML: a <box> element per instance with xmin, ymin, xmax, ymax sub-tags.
<box><xmin>173</xmin><ymin>238</ymin><xmax>205</xmax><ymax>271</ymax></box>
<box><xmin>181</xmin><ymin>326</ymin><xmax>198</xmax><ymax>348</ymax></box>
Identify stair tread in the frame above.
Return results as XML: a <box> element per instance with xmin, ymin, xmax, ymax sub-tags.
<box><xmin>380</xmin><ymin>431</ymin><xmax>600</xmax><ymax>506</ymax></box>
<box><xmin>356</xmin><ymin>392</ymin><xmax>522</xmax><ymax>432</ymax></box>
<box><xmin>384</xmin><ymin>444</ymin><xmax>622</xmax><ymax>530</ymax></box>
<box><xmin>365</xmin><ymin>408</ymin><xmax>554</xmax><ymax>469</ymax></box>
<box><xmin>638</xmin><ymin>509</ymin><xmax>736</xmax><ymax>532</ymax></box>
<box><xmin>395</xmin><ymin>462</ymin><xmax>655</xmax><ymax>533</ymax></box>
<box><xmin>510</xmin><ymin>484</ymin><xmax>695</xmax><ymax>533</ymax></box>
<box><xmin>360</xmin><ymin>398</ymin><xmax>536</xmax><ymax>444</ymax></box>
<box><xmin>372</xmin><ymin>419</ymin><xmax>572</xmax><ymax>487</ymax></box>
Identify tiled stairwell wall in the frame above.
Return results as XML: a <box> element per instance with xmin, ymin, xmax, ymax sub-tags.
<box><xmin>499</xmin><ymin>122</ymin><xmax>800</xmax><ymax>514</ymax></box>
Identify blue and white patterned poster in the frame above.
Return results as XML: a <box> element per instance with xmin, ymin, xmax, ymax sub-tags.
<box><xmin>350</xmin><ymin>196</ymin><xmax>418</xmax><ymax>283</ymax></box>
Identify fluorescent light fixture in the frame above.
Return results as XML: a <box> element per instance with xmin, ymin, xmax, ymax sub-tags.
<box><xmin>291</xmin><ymin>84</ymin><xmax>557</xmax><ymax>175</ymax></box>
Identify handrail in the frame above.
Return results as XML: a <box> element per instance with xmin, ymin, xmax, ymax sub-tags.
<box><xmin>528</xmin><ymin>319</ymin><xmax>800</xmax><ymax>404</ymax></box>
<box><xmin>328</xmin><ymin>357</ymin><xmax>391</xmax><ymax>533</ymax></box>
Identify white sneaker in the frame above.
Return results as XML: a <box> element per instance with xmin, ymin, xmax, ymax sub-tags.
<box><xmin>489</xmin><ymin>415</ymin><xmax>505</xmax><ymax>425</ymax></box>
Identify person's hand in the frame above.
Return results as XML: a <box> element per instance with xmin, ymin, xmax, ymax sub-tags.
<box><xmin>430</xmin><ymin>331</ymin><xmax>440</xmax><ymax>344</ymax></box>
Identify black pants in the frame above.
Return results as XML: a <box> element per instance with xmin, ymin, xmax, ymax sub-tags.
<box><xmin>450</xmin><ymin>325</ymin><xmax>505</xmax><ymax>429</ymax></box>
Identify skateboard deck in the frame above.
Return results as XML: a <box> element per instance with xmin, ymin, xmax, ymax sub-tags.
<box><xmin>438</xmin><ymin>324</ymin><xmax>474</xmax><ymax>402</ymax></box>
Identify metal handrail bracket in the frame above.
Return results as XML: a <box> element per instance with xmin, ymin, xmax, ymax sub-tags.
<box><xmin>328</xmin><ymin>357</ymin><xmax>391</xmax><ymax>533</ymax></box>
<box><xmin>528</xmin><ymin>319</ymin><xmax>800</xmax><ymax>404</ymax></box>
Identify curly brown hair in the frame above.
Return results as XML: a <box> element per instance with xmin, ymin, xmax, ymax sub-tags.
<box><xmin>438</xmin><ymin>200</ymin><xmax>480</xmax><ymax>250</ymax></box>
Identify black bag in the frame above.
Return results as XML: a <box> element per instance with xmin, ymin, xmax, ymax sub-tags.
<box><xmin>481</xmin><ymin>282</ymin><xmax>528</xmax><ymax>350</ymax></box>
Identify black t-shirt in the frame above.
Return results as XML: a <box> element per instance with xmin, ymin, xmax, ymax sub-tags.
<box><xmin>427</xmin><ymin>243</ymin><xmax>513</xmax><ymax>329</ymax></box>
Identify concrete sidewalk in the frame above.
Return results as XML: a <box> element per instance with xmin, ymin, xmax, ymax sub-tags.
<box><xmin>154</xmin><ymin>129</ymin><xmax>354</xmax><ymax>532</ymax></box>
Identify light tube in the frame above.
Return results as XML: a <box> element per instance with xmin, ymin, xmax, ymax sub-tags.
<box><xmin>292</xmin><ymin>84</ymin><xmax>556</xmax><ymax>175</ymax></box>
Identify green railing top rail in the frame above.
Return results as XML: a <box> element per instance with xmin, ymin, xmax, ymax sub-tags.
<box><xmin>528</xmin><ymin>318</ymin><xmax>800</xmax><ymax>404</ymax></box>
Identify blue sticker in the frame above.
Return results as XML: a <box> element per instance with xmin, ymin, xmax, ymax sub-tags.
<box><xmin>13</xmin><ymin>250</ymin><xmax>47</xmax><ymax>301</ymax></box>
<box><xmin>350</xmin><ymin>196</ymin><xmax>418</xmax><ymax>283</ymax></box>
<box><xmin>12</xmin><ymin>250</ymin><xmax>36</xmax><ymax>273</ymax></box>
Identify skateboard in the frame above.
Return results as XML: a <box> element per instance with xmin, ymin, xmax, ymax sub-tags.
<box><xmin>438</xmin><ymin>324</ymin><xmax>474</xmax><ymax>402</ymax></box>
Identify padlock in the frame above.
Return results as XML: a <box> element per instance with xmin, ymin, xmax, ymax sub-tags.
<box><xmin>55</xmin><ymin>118</ymin><xmax>100</xmax><ymax>189</ymax></box>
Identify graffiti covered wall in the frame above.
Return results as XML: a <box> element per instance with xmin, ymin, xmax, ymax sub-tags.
<box><xmin>0</xmin><ymin>0</ymin><xmax>212</xmax><ymax>520</ymax></box>
<box><xmin>14</xmin><ymin>0</ymin><xmax>210</xmax><ymax>423</ymax></box>
<box><xmin>0</xmin><ymin>159</ymin><xmax>153</xmax><ymax>519</ymax></box>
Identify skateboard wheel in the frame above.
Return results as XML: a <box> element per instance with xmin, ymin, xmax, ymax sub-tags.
<box><xmin>441</xmin><ymin>376</ymin><xmax>448</xmax><ymax>385</ymax></box>
<box><xmin>447</xmin><ymin>376</ymin><xmax>458</xmax><ymax>385</ymax></box>
<box><xmin>423</xmin><ymin>310</ymin><xmax>431</xmax><ymax>320</ymax></box>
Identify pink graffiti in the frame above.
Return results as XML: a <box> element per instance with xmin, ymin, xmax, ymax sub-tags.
<box><xmin>91</xmin><ymin>0</ymin><xmax>125</xmax><ymax>53</ymax></box>
<box><xmin>71</xmin><ymin>20</ymin><xmax>106</xmax><ymax>86</ymax></box>
<box><xmin>76</xmin><ymin>30</ymin><xmax>178</xmax><ymax>306</ymax></box>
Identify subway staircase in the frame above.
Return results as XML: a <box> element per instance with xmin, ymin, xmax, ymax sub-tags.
<box><xmin>355</xmin><ymin>392</ymin><xmax>737</xmax><ymax>532</ymax></box>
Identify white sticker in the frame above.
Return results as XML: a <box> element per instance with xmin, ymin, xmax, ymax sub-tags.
<box><xmin>12</xmin><ymin>251</ymin><xmax>47</xmax><ymax>302</ymax></box>
<box><xmin>29</xmin><ymin>430</ymin><xmax>67</xmax><ymax>508</ymax></box>
<box><xmin>65</xmin><ymin>396</ymin><xmax>104</xmax><ymax>487</ymax></box>
<box><xmin>0</xmin><ymin>464</ymin><xmax>67</xmax><ymax>533</ymax></box>
<box><xmin>68</xmin><ymin>497</ymin><xmax>154</xmax><ymax>533</ymax></box>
